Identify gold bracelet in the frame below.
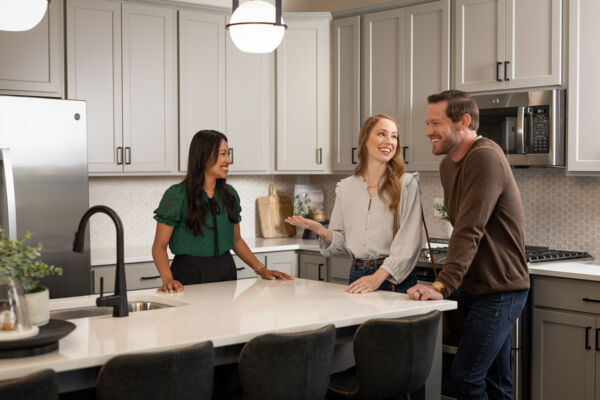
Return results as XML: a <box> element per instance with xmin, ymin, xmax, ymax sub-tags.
<box><xmin>254</xmin><ymin>263</ymin><xmax>266</xmax><ymax>273</ymax></box>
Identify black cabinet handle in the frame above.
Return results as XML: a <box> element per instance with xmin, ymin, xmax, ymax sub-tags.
<box><xmin>496</xmin><ymin>62</ymin><xmax>502</xmax><ymax>82</ymax></box>
<box><xmin>99</xmin><ymin>277</ymin><xmax>104</xmax><ymax>298</ymax></box>
<box><xmin>316</xmin><ymin>148</ymin><xmax>323</xmax><ymax>165</ymax></box>
<box><xmin>402</xmin><ymin>146</ymin><xmax>408</xmax><ymax>164</ymax></box>
<box><xmin>230</xmin><ymin>147</ymin><xmax>234</xmax><ymax>164</ymax></box>
<box><xmin>582</xmin><ymin>297</ymin><xmax>600</xmax><ymax>303</ymax></box>
<box><xmin>504</xmin><ymin>61</ymin><xmax>510</xmax><ymax>81</ymax></box>
<box><xmin>596</xmin><ymin>328</ymin><xmax>600</xmax><ymax>351</ymax></box>
<box><xmin>116</xmin><ymin>147</ymin><xmax>123</xmax><ymax>165</ymax></box>
<box><xmin>318</xmin><ymin>263</ymin><xmax>324</xmax><ymax>281</ymax></box>
<box><xmin>140</xmin><ymin>275</ymin><xmax>160</xmax><ymax>280</ymax></box>
<box><xmin>125</xmin><ymin>147</ymin><xmax>131</xmax><ymax>165</ymax></box>
<box><xmin>351</xmin><ymin>147</ymin><xmax>357</xmax><ymax>164</ymax></box>
<box><xmin>585</xmin><ymin>326</ymin><xmax>592</xmax><ymax>350</ymax></box>
<box><xmin>236</xmin><ymin>267</ymin><xmax>245</xmax><ymax>271</ymax></box>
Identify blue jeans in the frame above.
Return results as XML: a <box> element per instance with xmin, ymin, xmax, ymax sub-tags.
<box><xmin>450</xmin><ymin>286</ymin><xmax>529</xmax><ymax>400</ymax></box>
<box><xmin>348</xmin><ymin>264</ymin><xmax>417</xmax><ymax>293</ymax></box>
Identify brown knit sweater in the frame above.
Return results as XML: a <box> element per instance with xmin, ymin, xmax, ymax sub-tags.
<box><xmin>436</xmin><ymin>137</ymin><xmax>530</xmax><ymax>298</ymax></box>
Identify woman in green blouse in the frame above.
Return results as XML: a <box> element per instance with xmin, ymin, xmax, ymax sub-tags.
<box><xmin>152</xmin><ymin>130</ymin><xmax>293</xmax><ymax>293</ymax></box>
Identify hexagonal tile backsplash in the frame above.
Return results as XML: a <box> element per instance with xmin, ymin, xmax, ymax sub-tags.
<box><xmin>89</xmin><ymin>168</ymin><xmax>600</xmax><ymax>259</ymax></box>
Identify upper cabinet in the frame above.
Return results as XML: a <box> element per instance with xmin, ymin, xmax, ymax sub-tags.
<box><xmin>567</xmin><ymin>0</ymin><xmax>600</xmax><ymax>172</ymax></box>
<box><xmin>276</xmin><ymin>14</ymin><xmax>331</xmax><ymax>172</ymax></box>
<box><xmin>0</xmin><ymin>0</ymin><xmax>63</xmax><ymax>97</ymax></box>
<box><xmin>454</xmin><ymin>0</ymin><xmax>562</xmax><ymax>92</ymax></box>
<box><xmin>67</xmin><ymin>0</ymin><xmax>177</xmax><ymax>174</ymax></box>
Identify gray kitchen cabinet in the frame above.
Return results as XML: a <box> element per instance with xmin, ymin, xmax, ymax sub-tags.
<box><xmin>299</xmin><ymin>253</ymin><xmax>328</xmax><ymax>282</ymax></box>
<box><xmin>91</xmin><ymin>261</ymin><xmax>162</xmax><ymax>293</ymax></box>
<box><xmin>67</xmin><ymin>0</ymin><xmax>177</xmax><ymax>174</ymax></box>
<box><xmin>532</xmin><ymin>276</ymin><xmax>600</xmax><ymax>400</ymax></box>
<box><xmin>567</xmin><ymin>0</ymin><xmax>600</xmax><ymax>172</ymax></box>
<box><xmin>233</xmin><ymin>253</ymin><xmax>266</xmax><ymax>280</ymax></box>
<box><xmin>363</xmin><ymin>1</ymin><xmax>449</xmax><ymax>171</ymax></box>
<box><xmin>178</xmin><ymin>10</ymin><xmax>226</xmax><ymax>172</ymax></box>
<box><xmin>328</xmin><ymin>255</ymin><xmax>352</xmax><ymax>285</ymax></box>
<box><xmin>332</xmin><ymin>16</ymin><xmax>361</xmax><ymax>172</ymax></box>
<box><xmin>276</xmin><ymin>14</ymin><xmax>331</xmax><ymax>172</ymax></box>
<box><xmin>454</xmin><ymin>0</ymin><xmax>561</xmax><ymax>92</ymax></box>
<box><xmin>0</xmin><ymin>0</ymin><xmax>63</xmax><ymax>97</ymax></box>
<box><xmin>234</xmin><ymin>251</ymin><xmax>297</xmax><ymax>279</ymax></box>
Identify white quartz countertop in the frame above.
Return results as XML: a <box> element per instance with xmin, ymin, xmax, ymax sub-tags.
<box><xmin>528</xmin><ymin>260</ymin><xmax>600</xmax><ymax>282</ymax></box>
<box><xmin>91</xmin><ymin>237</ymin><xmax>322</xmax><ymax>266</ymax></box>
<box><xmin>0</xmin><ymin>279</ymin><xmax>456</xmax><ymax>381</ymax></box>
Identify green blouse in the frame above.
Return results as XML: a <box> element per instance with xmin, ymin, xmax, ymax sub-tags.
<box><xmin>153</xmin><ymin>182</ymin><xmax>242</xmax><ymax>257</ymax></box>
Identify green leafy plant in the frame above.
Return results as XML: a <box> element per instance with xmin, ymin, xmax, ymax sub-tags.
<box><xmin>433</xmin><ymin>203</ymin><xmax>449</xmax><ymax>222</ymax></box>
<box><xmin>0</xmin><ymin>227</ymin><xmax>62</xmax><ymax>293</ymax></box>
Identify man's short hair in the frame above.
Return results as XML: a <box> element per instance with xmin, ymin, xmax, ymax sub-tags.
<box><xmin>427</xmin><ymin>90</ymin><xmax>479</xmax><ymax>131</ymax></box>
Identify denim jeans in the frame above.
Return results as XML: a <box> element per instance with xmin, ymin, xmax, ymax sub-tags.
<box><xmin>449</xmin><ymin>286</ymin><xmax>529</xmax><ymax>400</ymax></box>
<box><xmin>348</xmin><ymin>264</ymin><xmax>417</xmax><ymax>293</ymax></box>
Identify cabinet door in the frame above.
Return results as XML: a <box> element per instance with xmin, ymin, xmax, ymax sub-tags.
<box><xmin>332</xmin><ymin>16</ymin><xmax>361</xmax><ymax>172</ymax></box>
<box><xmin>276</xmin><ymin>16</ymin><xmax>330</xmax><ymax>172</ymax></box>
<box><xmin>122</xmin><ymin>3</ymin><xmax>177</xmax><ymax>173</ymax></box>
<box><xmin>532</xmin><ymin>308</ymin><xmax>596</xmax><ymax>400</ymax></box>
<box><xmin>66</xmin><ymin>0</ymin><xmax>123</xmax><ymax>173</ymax></box>
<box><xmin>363</xmin><ymin>8</ymin><xmax>406</xmax><ymax>147</ymax></box>
<box><xmin>0</xmin><ymin>0</ymin><xmax>63</xmax><ymax>97</ymax></box>
<box><xmin>504</xmin><ymin>0</ymin><xmax>561</xmax><ymax>88</ymax></box>
<box><xmin>567</xmin><ymin>0</ymin><xmax>600</xmax><ymax>172</ymax></box>
<box><xmin>328</xmin><ymin>255</ymin><xmax>352</xmax><ymax>284</ymax></box>
<box><xmin>404</xmin><ymin>0</ymin><xmax>449</xmax><ymax>172</ymax></box>
<box><xmin>454</xmin><ymin>0</ymin><xmax>505</xmax><ymax>91</ymax></box>
<box><xmin>179</xmin><ymin>10</ymin><xmax>226</xmax><ymax>172</ymax></box>
<box><xmin>225</xmin><ymin>26</ymin><xmax>271</xmax><ymax>173</ymax></box>
<box><xmin>265</xmin><ymin>251</ymin><xmax>298</xmax><ymax>277</ymax></box>
<box><xmin>298</xmin><ymin>253</ymin><xmax>327</xmax><ymax>281</ymax></box>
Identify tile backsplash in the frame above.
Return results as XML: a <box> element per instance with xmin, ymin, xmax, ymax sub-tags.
<box><xmin>89</xmin><ymin>168</ymin><xmax>600</xmax><ymax>259</ymax></box>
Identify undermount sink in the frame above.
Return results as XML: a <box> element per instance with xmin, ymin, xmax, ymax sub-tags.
<box><xmin>50</xmin><ymin>301</ymin><xmax>174</xmax><ymax>320</ymax></box>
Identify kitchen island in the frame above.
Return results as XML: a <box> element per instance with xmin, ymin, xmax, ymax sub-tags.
<box><xmin>0</xmin><ymin>278</ymin><xmax>456</xmax><ymax>398</ymax></box>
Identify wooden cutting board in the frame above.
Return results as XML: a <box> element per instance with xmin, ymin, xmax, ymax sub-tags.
<box><xmin>256</xmin><ymin>185</ymin><xmax>296</xmax><ymax>238</ymax></box>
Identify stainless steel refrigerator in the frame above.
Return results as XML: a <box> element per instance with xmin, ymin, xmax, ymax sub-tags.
<box><xmin>0</xmin><ymin>95</ymin><xmax>90</xmax><ymax>298</ymax></box>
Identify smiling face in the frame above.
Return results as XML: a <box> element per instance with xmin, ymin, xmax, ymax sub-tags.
<box><xmin>365</xmin><ymin>118</ymin><xmax>399</xmax><ymax>164</ymax></box>
<box><xmin>425</xmin><ymin>101</ymin><xmax>463</xmax><ymax>156</ymax></box>
<box><xmin>205</xmin><ymin>139</ymin><xmax>231</xmax><ymax>180</ymax></box>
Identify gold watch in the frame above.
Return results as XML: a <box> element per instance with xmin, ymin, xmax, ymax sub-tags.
<box><xmin>432</xmin><ymin>281</ymin><xmax>445</xmax><ymax>292</ymax></box>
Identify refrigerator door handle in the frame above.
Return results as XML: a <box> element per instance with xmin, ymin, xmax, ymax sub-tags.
<box><xmin>0</xmin><ymin>148</ymin><xmax>18</xmax><ymax>240</ymax></box>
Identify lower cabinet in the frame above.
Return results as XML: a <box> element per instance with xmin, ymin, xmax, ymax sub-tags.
<box><xmin>531</xmin><ymin>276</ymin><xmax>600</xmax><ymax>400</ymax></box>
<box><xmin>298</xmin><ymin>251</ymin><xmax>352</xmax><ymax>284</ymax></box>
<box><xmin>328</xmin><ymin>255</ymin><xmax>353</xmax><ymax>285</ymax></box>
<box><xmin>91</xmin><ymin>261</ymin><xmax>161</xmax><ymax>294</ymax></box>
<box><xmin>234</xmin><ymin>250</ymin><xmax>298</xmax><ymax>279</ymax></box>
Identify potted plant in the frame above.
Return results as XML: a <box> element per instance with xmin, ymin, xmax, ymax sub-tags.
<box><xmin>0</xmin><ymin>227</ymin><xmax>62</xmax><ymax>326</ymax></box>
<box><xmin>433</xmin><ymin>202</ymin><xmax>453</xmax><ymax>238</ymax></box>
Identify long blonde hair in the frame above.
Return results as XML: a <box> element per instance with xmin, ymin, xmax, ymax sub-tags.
<box><xmin>353</xmin><ymin>114</ymin><xmax>406</xmax><ymax>212</ymax></box>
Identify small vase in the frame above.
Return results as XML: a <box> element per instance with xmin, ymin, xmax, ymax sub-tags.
<box><xmin>445</xmin><ymin>221</ymin><xmax>453</xmax><ymax>239</ymax></box>
<box><xmin>24</xmin><ymin>287</ymin><xmax>50</xmax><ymax>326</ymax></box>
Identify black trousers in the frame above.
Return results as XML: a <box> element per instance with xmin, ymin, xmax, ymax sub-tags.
<box><xmin>170</xmin><ymin>252</ymin><xmax>236</xmax><ymax>285</ymax></box>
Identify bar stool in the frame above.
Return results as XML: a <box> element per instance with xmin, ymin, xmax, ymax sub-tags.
<box><xmin>239</xmin><ymin>324</ymin><xmax>336</xmax><ymax>400</ymax></box>
<box><xmin>328</xmin><ymin>310</ymin><xmax>441</xmax><ymax>400</ymax></box>
<box><xmin>96</xmin><ymin>341</ymin><xmax>214</xmax><ymax>400</ymax></box>
<box><xmin>0</xmin><ymin>369</ymin><xmax>58</xmax><ymax>400</ymax></box>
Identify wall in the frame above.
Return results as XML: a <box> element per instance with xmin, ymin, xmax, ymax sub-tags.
<box><xmin>89</xmin><ymin>169</ymin><xmax>600</xmax><ymax>259</ymax></box>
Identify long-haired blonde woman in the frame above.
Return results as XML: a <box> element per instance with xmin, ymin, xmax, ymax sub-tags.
<box><xmin>286</xmin><ymin>115</ymin><xmax>422</xmax><ymax>294</ymax></box>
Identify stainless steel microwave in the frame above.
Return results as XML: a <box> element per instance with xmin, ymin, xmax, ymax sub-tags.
<box><xmin>471</xmin><ymin>89</ymin><xmax>565</xmax><ymax>167</ymax></box>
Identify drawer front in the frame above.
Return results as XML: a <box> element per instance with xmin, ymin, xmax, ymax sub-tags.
<box><xmin>92</xmin><ymin>262</ymin><xmax>162</xmax><ymax>293</ymax></box>
<box><xmin>533</xmin><ymin>276</ymin><xmax>600</xmax><ymax>314</ymax></box>
<box><xmin>329</xmin><ymin>256</ymin><xmax>352</xmax><ymax>282</ymax></box>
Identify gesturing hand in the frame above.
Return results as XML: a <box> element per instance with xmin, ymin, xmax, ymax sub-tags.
<box><xmin>284</xmin><ymin>215</ymin><xmax>324</xmax><ymax>234</ymax></box>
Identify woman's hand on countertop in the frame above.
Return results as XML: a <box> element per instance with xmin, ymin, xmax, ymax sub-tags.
<box><xmin>157</xmin><ymin>278</ymin><xmax>183</xmax><ymax>293</ymax></box>
<box><xmin>345</xmin><ymin>271</ymin><xmax>388</xmax><ymax>294</ymax></box>
<box><xmin>256</xmin><ymin>268</ymin><xmax>294</xmax><ymax>281</ymax></box>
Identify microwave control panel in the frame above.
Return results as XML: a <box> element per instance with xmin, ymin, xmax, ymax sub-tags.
<box><xmin>529</xmin><ymin>106</ymin><xmax>549</xmax><ymax>153</ymax></box>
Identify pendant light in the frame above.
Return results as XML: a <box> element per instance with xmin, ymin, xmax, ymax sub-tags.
<box><xmin>0</xmin><ymin>0</ymin><xmax>49</xmax><ymax>32</ymax></box>
<box><xmin>226</xmin><ymin>0</ymin><xmax>287</xmax><ymax>54</ymax></box>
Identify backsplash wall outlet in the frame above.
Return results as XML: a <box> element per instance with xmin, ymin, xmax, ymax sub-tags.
<box><xmin>89</xmin><ymin>168</ymin><xmax>600</xmax><ymax>259</ymax></box>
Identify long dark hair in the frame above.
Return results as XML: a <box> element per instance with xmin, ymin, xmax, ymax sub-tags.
<box><xmin>184</xmin><ymin>130</ymin><xmax>237</xmax><ymax>236</ymax></box>
<box><xmin>353</xmin><ymin>114</ymin><xmax>406</xmax><ymax>212</ymax></box>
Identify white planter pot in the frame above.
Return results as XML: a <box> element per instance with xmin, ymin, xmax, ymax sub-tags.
<box><xmin>24</xmin><ymin>287</ymin><xmax>50</xmax><ymax>326</ymax></box>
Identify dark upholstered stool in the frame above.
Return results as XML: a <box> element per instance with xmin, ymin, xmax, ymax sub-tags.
<box><xmin>239</xmin><ymin>324</ymin><xmax>336</xmax><ymax>400</ymax></box>
<box><xmin>96</xmin><ymin>341</ymin><xmax>214</xmax><ymax>400</ymax></box>
<box><xmin>0</xmin><ymin>369</ymin><xmax>58</xmax><ymax>400</ymax></box>
<box><xmin>328</xmin><ymin>310</ymin><xmax>441</xmax><ymax>400</ymax></box>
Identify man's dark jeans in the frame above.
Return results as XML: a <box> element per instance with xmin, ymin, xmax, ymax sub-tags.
<box><xmin>450</xmin><ymin>286</ymin><xmax>529</xmax><ymax>400</ymax></box>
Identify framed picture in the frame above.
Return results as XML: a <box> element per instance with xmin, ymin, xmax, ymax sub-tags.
<box><xmin>293</xmin><ymin>185</ymin><xmax>325</xmax><ymax>221</ymax></box>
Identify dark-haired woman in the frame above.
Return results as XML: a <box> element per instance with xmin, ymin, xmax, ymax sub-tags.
<box><xmin>286</xmin><ymin>114</ymin><xmax>422</xmax><ymax>294</ymax></box>
<box><xmin>152</xmin><ymin>130</ymin><xmax>292</xmax><ymax>293</ymax></box>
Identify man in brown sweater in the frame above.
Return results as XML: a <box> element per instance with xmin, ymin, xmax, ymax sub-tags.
<box><xmin>407</xmin><ymin>90</ymin><xmax>529</xmax><ymax>400</ymax></box>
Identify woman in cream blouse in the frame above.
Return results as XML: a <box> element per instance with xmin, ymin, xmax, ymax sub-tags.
<box><xmin>286</xmin><ymin>114</ymin><xmax>423</xmax><ymax>294</ymax></box>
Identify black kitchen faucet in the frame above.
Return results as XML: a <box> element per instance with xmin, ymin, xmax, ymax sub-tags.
<box><xmin>73</xmin><ymin>205</ymin><xmax>128</xmax><ymax>317</ymax></box>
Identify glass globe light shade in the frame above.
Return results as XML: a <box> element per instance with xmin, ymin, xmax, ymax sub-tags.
<box><xmin>228</xmin><ymin>0</ymin><xmax>286</xmax><ymax>54</ymax></box>
<box><xmin>0</xmin><ymin>0</ymin><xmax>48</xmax><ymax>32</ymax></box>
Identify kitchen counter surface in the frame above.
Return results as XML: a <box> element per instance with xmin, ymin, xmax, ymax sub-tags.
<box><xmin>528</xmin><ymin>260</ymin><xmax>600</xmax><ymax>282</ymax></box>
<box><xmin>91</xmin><ymin>237</ymin><xmax>322</xmax><ymax>266</ymax></box>
<box><xmin>0</xmin><ymin>279</ymin><xmax>456</xmax><ymax>382</ymax></box>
